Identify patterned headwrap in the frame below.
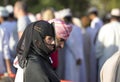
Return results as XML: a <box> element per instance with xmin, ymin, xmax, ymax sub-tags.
<box><xmin>49</xmin><ymin>19</ymin><xmax>72</xmax><ymax>40</ymax></box>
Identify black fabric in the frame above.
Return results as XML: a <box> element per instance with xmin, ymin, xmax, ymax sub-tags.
<box><xmin>24</xmin><ymin>51</ymin><xmax>60</xmax><ymax>82</ymax></box>
<box><xmin>17</xmin><ymin>20</ymin><xmax>56</xmax><ymax>68</ymax></box>
<box><xmin>16</xmin><ymin>20</ymin><xmax>60</xmax><ymax>82</ymax></box>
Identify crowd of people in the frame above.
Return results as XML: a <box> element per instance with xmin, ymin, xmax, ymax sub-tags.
<box><xmin>0</xmin><ymin>0</ymin><xmax>120</xmax><ymax>82</ymax></box>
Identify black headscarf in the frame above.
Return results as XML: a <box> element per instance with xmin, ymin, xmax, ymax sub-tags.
<box><xmin>17</xmin><ymin>20</ymin><xmax>55</xmax><ymax>68</ymax></box>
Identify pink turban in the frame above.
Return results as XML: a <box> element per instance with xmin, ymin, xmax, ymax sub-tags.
<box><xmin>49</xmin><ymin>19</ymin><xmax>72</xmax><ymax>40</ymax></box>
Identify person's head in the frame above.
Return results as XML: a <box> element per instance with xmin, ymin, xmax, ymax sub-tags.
<box><xmin>5</xmin><ymin>5</ymin><xmax>16</xmax><ymax>21</ymax></box>
<box><xmin>41</xmin><ymin>8</ymin><xmax>55</xmax><ymax>21</ymax></box>
<box><xmin>49</xmin><ymin>19</ymin><xmax>72</xmax><ymax>49</ymax></box>
<box><xmin>14</xmin><ymin>1</ymin><xmax>28</xmax><ymax>19</ymax></box>
<box><xmin>110</xmin><ymin>8</ymin><xmax>120</xmax><ymax>21</ymax></box>
<box><xmin>55</xmin><ymin>8</ymin><xmax>72</xmax><ymax>24</ymax></box>
<box><xmin>88</xmin><ymin>7</ymin><xmax>98</xmax><ymax>20</ymax></box>
<box><xmin>61</xmin><ymin>9</ymin><xmax>72</xmax><ymax>24</ymax></box>
<box><xmin>36</xmin><ymin>13</ymin><xmax>42</xmax><ymax>21</ymax></box>
<box><xmin>81</xmin><ymin>15</ymin><xmax>90</xmax><ymax>28</ymax></box>
<box><xmin>0</xmin><ymin>6</ymin><xmax>9</xmax><ymax>23</ymax></box>
<box><xmin>17</xmin><ymin>20</ymin><xmax>56</xmax><ymax>60</ymax></box>
<box><xmin>63</xmin><ymin>16</ymin><xmax>72</xmax><ymax>24</ymax></box>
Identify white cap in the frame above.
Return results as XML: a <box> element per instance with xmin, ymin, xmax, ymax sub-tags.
<box><xmin>54</xmin><ymin>11</ymin><xmax>60</xmax><ymax>19</ymax></box>
<box><xmin>110</xmin><ymin>8</ymin><xmax>120</xmax><ymax>17</ymax></box>
<box><xmin>5</xmin><ymin>5</ymin><xmax>13</xmax><ymax>14</ymax></box>
<box><xmin>0</xmin><ymin>6</ymin><xmax>9</xmax><ymax>17</ymax></box>
<box><xmin>88</xmin><ymin>7</ymin><xmax>98</xmax><ymax>14</ymax></box>
<box><xmin>55</xmin><ymin>8</ymin><xmax>72</xmax><ymax>19</ymax></box>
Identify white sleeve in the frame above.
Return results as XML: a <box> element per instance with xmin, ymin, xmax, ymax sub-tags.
<box><xmin>3</xmin><ymin>30</ymin><xmax>10</xmax><ymax>59</ymax></box>
<box><xmin>17</xmin><ymin>19</ymin><xmax>28</xmax><ymax>32</ymax></box>
<box><xmin>95</xmin><ymin>26</ymin><xmax>115</xmax><ymax>59</ymax></box>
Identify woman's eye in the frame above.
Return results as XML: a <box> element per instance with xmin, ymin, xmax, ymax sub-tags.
<box><xmin>48</xmin><ymin>37</ymin><xmax>55</xmax><ymax>42</ymax></box>
<box><xmin>48</xmin><ymin>37</ymin><xmax>53</xmax><ymax>41</ymax></box>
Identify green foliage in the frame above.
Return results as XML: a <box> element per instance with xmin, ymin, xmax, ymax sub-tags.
<box><xmin>54</xmin><ymin>0</ymin><xmax>90</xmax><ymax>16</ymax></box>
<box><xmin>25</xmin><ymin>0</ymin><xmax>90</xmax><ymax>16</ymax></box>
<box><xmin>106</xmin><ymin>0</ymin><xmax>120</xmax><ymax>11</ymax></box>
<box><xmin>0</xmin><ymin>0</ymin><xmax>16</xmax><ymax>6</ymax></box>
<box><xmin>26</xmin><ymin>0</ymin><xmax>65</xmax><ymax>13</ymax></box>
<box><xmin>0</xmin><ymin>0</ymin><xmax>4</xmax><ymax>5</ymax></box>
<box><xmin>0</xmin><ymin>0</ymin><xmax>90</xmax><ymax>17</ymax></box>
<box><xmin>91</xmin><ymin>0</ymin><xmax>120</xmax><ymax>12</ymax></box>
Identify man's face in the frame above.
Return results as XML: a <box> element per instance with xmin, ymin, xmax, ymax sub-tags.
<box><xmin>89</xmin><ymin>14</ymin><xmax>94</xmax><ymax>21</ymax></box>
<box><xmin>55</xmin><ymin>36</ymin><xmax>65</xmax><ymax>49</ymax></box>
<box><xmin>81</xmin><ymin>16</ymin><xmax>90</xmax><ymax>27</ymax></box>
<box><xmin>14</xmin><ymin>3</ymin><xmax>19</xmax><ymax>18</ymax></box>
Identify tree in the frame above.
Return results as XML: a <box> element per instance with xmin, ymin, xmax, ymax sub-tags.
<box><xmin>90</xmin><ymin>0</ymin><xmax>120</xmax><ymax>15</ymax></box>
<box><xmin>0</xmin><ymin>0</ymin><xmax>90</xmax><ymax>17</ymax></box>
<box><xmin>55</xmin><ymin>0</ymin><xmax>90</xmax><ymax>16</ymax></box>
<box><xmin>25</xmin><ymin>0</ymin><xmax>90</xmax><ymax>17</ymax></box>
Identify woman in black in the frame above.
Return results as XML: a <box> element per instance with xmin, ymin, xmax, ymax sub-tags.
<box><xmin>17</xmin><ymin>20</ymin><xmax>60</xmax><ymax>82</ymax></box>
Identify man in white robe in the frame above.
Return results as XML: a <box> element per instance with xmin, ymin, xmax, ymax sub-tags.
<box><xmin>95</xmin><ymin>8</ymin><xmax>120</xmax><ymax>82</ymax></box>
<box><xmin>100</xmin><ymin>50</ymin><xmax>120</xmax><ymax>82</ymax></box>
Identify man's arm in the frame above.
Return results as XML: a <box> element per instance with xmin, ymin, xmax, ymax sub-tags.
<box><xmin>3</xmin><ymin>30</ymin><xmax>12</xmax><ymax>74</ymax></box>
<box><xmin>18</xmin><ymin>31</ymin><xmax>23</xmax><ymax>39</ymax></box>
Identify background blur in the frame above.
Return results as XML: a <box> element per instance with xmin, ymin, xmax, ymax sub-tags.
<box><xmin>0</xmin><ymin>0</ymin><xmax>120</xmax><ymax>17</ymax></box>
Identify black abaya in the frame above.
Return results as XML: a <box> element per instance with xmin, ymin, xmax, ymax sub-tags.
<box><xmin>17</xmin><ymin>20</ymin><xmax>60</xmax><ymax>82</ymax></box>
<box><xmin>24</xmin><ymin>52</ymin><xmax>60</xmax><ymax>82</ymax></box>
